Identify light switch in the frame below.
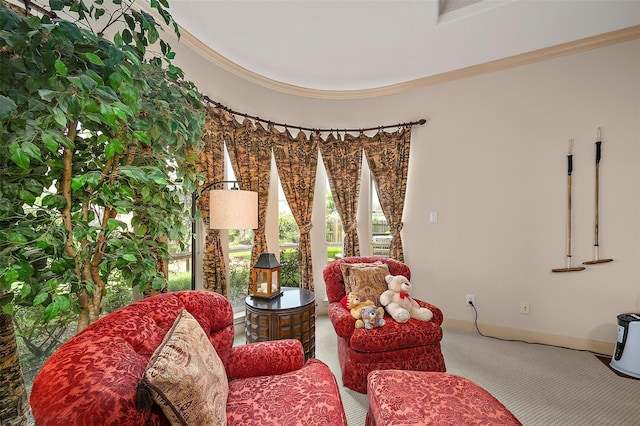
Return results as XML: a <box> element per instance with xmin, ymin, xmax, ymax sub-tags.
<box><xmin>429</xmin><ymin>212</ymin><xmax>438</xmax><ymax>223</ymax></box>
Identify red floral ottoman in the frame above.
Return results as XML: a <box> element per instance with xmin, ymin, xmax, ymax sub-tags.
<box><xmin>366</xmin><ymin>370</ymin><xmax>521</xmax><ymax>426</ymax></box>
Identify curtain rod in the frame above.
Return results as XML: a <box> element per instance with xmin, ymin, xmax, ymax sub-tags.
<box><xmin>204</xmin><ymin>96</ymin><xmax>427</xmax><ymax>134</ymax></box>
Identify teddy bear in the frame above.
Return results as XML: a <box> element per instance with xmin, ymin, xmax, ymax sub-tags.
<box><xmin>341</xmin><ymin>292</ymin><xmax>375</xmax><ymax>328</ymax></box>
<box><xmin>360</xmin><ymin>305</ymin><xmax>386</xmax><ymax>329</ymax></box>
<box><xmin>379</xmin><ymin>274</ymin><xmax>433</xmax><ymax>323</ymax></box>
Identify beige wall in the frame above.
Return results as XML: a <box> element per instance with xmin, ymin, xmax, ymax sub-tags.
<box><xmin>175</xmin><ymin>37</ymin><xmax>640</xmax><ymax>350</ymax></box>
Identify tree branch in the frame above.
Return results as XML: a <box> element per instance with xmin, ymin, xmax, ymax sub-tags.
<box><xmin>61</xmin><ymin>122</ymin><xmax>77</xmax><ymax>262</ymax></box>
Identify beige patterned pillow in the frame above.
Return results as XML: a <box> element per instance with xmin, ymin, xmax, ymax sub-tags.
<box><xmin>340</xmin><ymin>262</ymin><xmax>390</xmax><ymax>306</ymax></box>
<box><xmin>139</xmin><ymin>310</ymin><xmax>228</xmax><ymax>426</ymax></box>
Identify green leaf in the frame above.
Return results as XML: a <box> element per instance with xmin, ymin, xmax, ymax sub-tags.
<box><xmin>21</xmin><ymin>141</ymin><xmax>42</xmax><ymax>161</ymax></box>
<box><xmin>71</xmin><ymin>175</ymin><xmax>87</xmax><ymax>191</ymax></box>
<box><xmin>20</xmin><ymin>283</ymin><xmax>32</xmax><ymax>299</ymax></box>
<box><xmin>79</xmin><ymin>74</ymin><xmax>98</xmax><ymax>90</ymax></box>
<box><xmin>101</xmin><ymin>109</ymin><xmax>117</xmax><ymax>126</ymax></box>
<box><xmin>119</xmin><ymin>84</ymin><xmax>139</xmax><ymax>104</ymax></box>
<box><xmin>55</xmin><ymin>295</ymin><xmax>71</xmax><ymax>312</ymax></box>
<box><xmin>119</xmin><ymin>167</ymin><xmax>148</xmax><ymax>183</ymax></box>
<box><xmin>133</xmin><ymin>131</ymin><xmax>149</xmax><ymax>143</ymax></box>
<box><xmin>134</xmin><ymin>224</ymin><xmax>148</xmax><ymax>236</ymax></box>
<box><xmin>107</xmin><ymin>218</ymin><xmax>126</xmax><ymax>231</ymax></box>
<box><xmin>122</xmin><ymin>254</ymin><xmax>137</xmax><ymax>262</ymax></box>
<box><xmin>3</xmin><ymin>269</ymin><xmax>19</xmax><ymax>285</ymax></box>
<box><xmin>33</xmin><ymin>292</ymin><xmax>48</xmax><ymax>306</ymax></box>
<box><xmin>54</xmin><ymin>59</ymin><xmax>68</xmax><ymax>77</ymax></box>
<box><xmin>112</xmin><ymin>106</ymin><xmax>127</xmax><ymax>121</ymax></box>
<box><xmin>86</xmin><ymin>171</ymin><xmax>102</xmax><ymax>188</ymax></box>
<box><xmin>42</xmin><ymin>194</ymin><xmax>67</xmax><ymax>209</ymax></box>
<box><xmin>154</xmin><ymin>176</ymin><xmax>169</xmax><ymax>185</ymax></box>
<box><xmin>105</xmin><ymin>142</ymin><xmax>116</xmax><ymax>159</ymax></box>
<box><xmin>9</xmin><ymin>143</ymin><xmax>30</xmax><ymax>170</ymax></box>
<box><xmin>49</xmin><ymin>0</ymin><xmax>64</xmax><ymax>10</ymax></box>
<box><xmin>9</xmin><ymin>233</ymin><xmax>28</xmax><ymax>244</ymax></box>
<box><xmin>43</xmin><ymin>302</ymin><xmax>59</xmax><ymax>322</ymax></box>
<box><xmin>57</xmin><ymin>21</ymin><xmax>83</xmax><ymax>41</ymax></box>
<box><xmin>42</xmin><ymin>133</ymin><xmax>59</xmax><ymax>153</ymax></box>
<box><xmin>95</xmin><ymin>86</ymin><xmax>119</xmax><ymax>102</ymax></box>
<box><xmin>67</xmin><ymin>76</ymin><xmax>84</xmax><ymax>90</ymax></box>
<box><xmin>0</xmin><ymin>95</ymin><xmax>18</xmax><ymax>119</ymax></box>
<box><xmin>38</xmin><ymin>89</ymin><xmax>57</xmax><ymax>102</ymax></box>
<box><xmin>50</xmin><ymin>261</ymin><xmax>66</xmax><ymax>274</ymax></box>
<box><xmin>119</xmin><ymin>185</ymin><xmax>135</xmax><ymax>199</ymax></box>
<box><xmin>85</xmin><ymin>52</ymin><xmax>104</xmax><ymax>66</ymax></box>
<box><xmin>52</xmin><ymin>107</ymin><xmax>67</xmax><ymax>127</ymax></box>
<box><xmin>122</xmin><ymin>28</ymin><xmax>132</xmax><ymax>44</ymax></box>
<box><xmin>122</xmin><ymin>50</ymin><xmax>140</xmax><ymax>68</ymax></box>
<box><xmin>148</xmin><ymin>25</ymin><xmax>159</xmax><ymax>44</ymax></box>
<box><xmin>19</xmin><ymin>189</ymin><xmax>36</xmax><ymax>205</ymax></box>
<box><xmin>151</xmin><ymin>276</ymin><xmax>166</xmax><ymax>290</ymax></box>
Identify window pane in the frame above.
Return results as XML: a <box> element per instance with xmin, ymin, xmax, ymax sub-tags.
<box><xmin>371</xmin><ymin>180</ymin><xmax>391</xmax><ymax>257</ymax></box>
<box><xmin>278</xmin><ymin>178</ymin><xmax>300</xmax><ymax>287</ymax></box>
<box><xmin>325</xmin><ymin>176</ymin><xmax>343</xmax><ymax>262</ymax></box>
<box><xmin>226</xmin><ymin>150</ymin><xmax>253</xmax><ymax>311</ymax></box>
<box><xmin>168</xmin><ymin>188</ymin><xmax>193</xmax><ymax>293</ymax></box>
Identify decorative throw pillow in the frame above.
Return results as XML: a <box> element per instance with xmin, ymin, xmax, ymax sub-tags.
<box><xmin>340</xmin><ymin>261</ymin><xmax>390</xmax><ymax>306</ymax></box>
<box><xmin>137</xmin><ymin>309</ymin><xmax>228</xmax><ymax>426</ymax></box>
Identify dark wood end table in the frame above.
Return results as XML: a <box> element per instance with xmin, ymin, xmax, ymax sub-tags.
<box><xmin>245</xmin><ymin>286</ymin><xmax>316</xmax><ymax>361</ymax></box>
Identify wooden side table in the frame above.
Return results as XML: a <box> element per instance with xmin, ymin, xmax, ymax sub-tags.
<box><xmin>245</xmin><ymin>286</ymin><xmax>316</xmax><ymax>361</ymax></box>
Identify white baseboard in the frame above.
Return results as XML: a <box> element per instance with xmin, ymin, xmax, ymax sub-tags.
<box><xmin>443</xmin><ymin>318</ymin><xmax>615</xmax><ymax>356</ymax></box>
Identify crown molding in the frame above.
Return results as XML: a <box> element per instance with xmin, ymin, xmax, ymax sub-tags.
<box><xmin>179</xmin><ymin>24</ymin><xmax>640</xmax><ymax>100</ymax></box>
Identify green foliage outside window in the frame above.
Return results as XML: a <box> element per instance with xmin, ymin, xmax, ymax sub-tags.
<box><xmin>280</xmin><ymin>249</ymin><xmax>300</xmax><ymax>287</ymax></box>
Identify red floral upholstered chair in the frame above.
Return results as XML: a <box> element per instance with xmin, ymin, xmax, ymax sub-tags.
<box><xmin>324</xmin><ymin>256</ymin><xmax>446</xmax><ymax>393</ymax></box>
<box><xmin>30</xmin><ymin>291</ymin><xmax>347</xmax><ymax>426</ymax></box>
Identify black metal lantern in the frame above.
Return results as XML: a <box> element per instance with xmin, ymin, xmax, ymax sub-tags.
<box><xmin>250</xmin><ymin>253</ymin><xmax>282</xmax><ymax>299</ymax></box>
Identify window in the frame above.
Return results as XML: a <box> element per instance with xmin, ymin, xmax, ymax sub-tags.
<box><xmin>278</xmin><ymin>178</ymin><xmax>300</xmax><ymax>287</ymax></box>
<box><xmin>371</xmin><ymin>180</ymin><xmax>391</xmax><ymax>257</ymax></box>
<box><xmin>224</xmin><ymin>150</ymin><xmax>254</xmax><ymax>311</ymax></box>
<box><xmin>167</xmin><ymin>188</ymin><xmax>193</xmax><ymax>293</ymax></box>
<box><xmin>325</xmin><ymin>175</ymin><xmax>343</xmax><ymax>262</ymax></box>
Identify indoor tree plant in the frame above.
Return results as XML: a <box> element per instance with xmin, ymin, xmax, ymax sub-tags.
<box><xmin>0</xmin><ymin>0</ymin><xmax>205</xmax><ymax>423</ymax></box>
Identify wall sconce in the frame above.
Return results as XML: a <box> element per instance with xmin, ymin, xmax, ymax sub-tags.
<box><xmin>191</xmin><ymin>181</ymin><xmax>258</xmax><ymax>290</ymax></box>
<box><xmin>250</xmin><ymin>253</ymin><xmax>282</xmax><ymax>299</ymax></box>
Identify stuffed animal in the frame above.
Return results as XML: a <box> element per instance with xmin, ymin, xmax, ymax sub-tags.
<box><xmin>342</xmin><ymin>292</ymin><xmax>375</xmax><ymax>329</ymax></box>
<box><xmin>380</xmin><ymin>275</ymin><xmax>433</xmax><ymax>323</ymax></box>
<box><xmin>360</xmin><ymin>305</ymin><xmax>386</xmax><ymax>329</ymax></box>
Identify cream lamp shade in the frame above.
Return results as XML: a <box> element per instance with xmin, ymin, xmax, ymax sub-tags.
<box><xmin>209</xmin><ymin>189</ymin><xmax>258</xmax><ymax>230</ymax></box>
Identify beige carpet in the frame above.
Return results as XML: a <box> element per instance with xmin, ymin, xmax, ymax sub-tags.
<box><xmin>312</xmin><ymin>315</ymin><xmax>640</xmax><ymax>426</ymax></box>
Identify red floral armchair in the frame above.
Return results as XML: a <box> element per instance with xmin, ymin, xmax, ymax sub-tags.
<box><xmin>324</xmin><ymin>256</ymin><xmax>446</xmax><ymax>393</ymax></box>
<box><xmin>30</xmin><ymin>291</ymin><xmax>347</xmax><ymax>426</ymax></box>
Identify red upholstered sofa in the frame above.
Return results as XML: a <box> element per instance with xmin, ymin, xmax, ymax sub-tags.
<box><xmin>323</xmin><ymin>256</ymin><xmax>446</xmax><ymax>393</ymax></box>
<box><xmin>30</xmin><ymin>291</ymin><xmax>347</xmax><ymax>426</ymax></box>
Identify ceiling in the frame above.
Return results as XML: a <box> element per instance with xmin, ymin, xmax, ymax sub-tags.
<box><xmin>164</xmin><ymin>0</ymin><xmax>640</xmax><ymax>93</ymax></box>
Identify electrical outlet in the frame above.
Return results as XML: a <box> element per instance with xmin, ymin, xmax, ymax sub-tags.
<box><xmin>465</xmin><ymin>295</ymin><xmax>475</xmax><ymax>306</ymax></box>
<box><xmin>520</xmin><ymin>303</ymin><xmax>530</xmax><ymax>314</ymax></box>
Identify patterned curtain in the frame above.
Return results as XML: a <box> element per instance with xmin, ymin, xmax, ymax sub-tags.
<box><xmin>272</xmin><ymin>129</ymin><xmax>318</xmax><ymax>291</ymax></box>
<box><xmin>320</xmin><ymin>133</ymin><xmax>363</xmax><ymax>257</ymax></box>
<box><xmin>363</xmin><ymin>128</ymin><xmax>412</xmax><ymax>261</ymax></box>
<box><xmin>197</xmin><ymin>107</ymin><xmax>229</xmax><ymax>294</ymax></box>
<box><xmin>226</xmin><ymin>119</ymin><xmax>271</xmax><ymax>273</ymax></box>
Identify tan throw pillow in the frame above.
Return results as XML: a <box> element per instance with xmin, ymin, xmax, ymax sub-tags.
<box><xmin>340</xmin><ymin>262</ymin><xmax>390</xmax><ymax>306</ymax></box>
<box><xmin>138</xmin><ymin>310</ymin><xmax>228</xmax><ymax>426</ymax></box>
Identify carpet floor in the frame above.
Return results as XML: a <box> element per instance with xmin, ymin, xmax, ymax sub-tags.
<box><xmin>311</xmin><ymin>315</ymin><xmax>640</xmax><ymax>426</ymax></box>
